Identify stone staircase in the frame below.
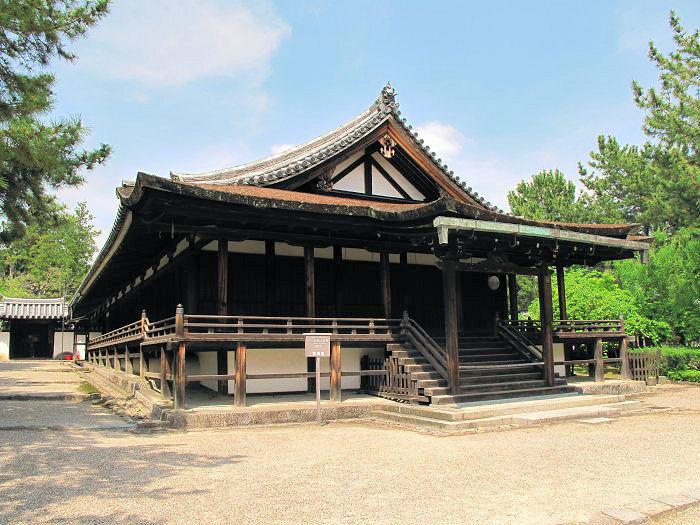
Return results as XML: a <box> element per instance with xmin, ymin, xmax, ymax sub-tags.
<box><xmin>390</xmin><ymin>334</ymin><xmax>575</xmax><ymax>405</ymax></box>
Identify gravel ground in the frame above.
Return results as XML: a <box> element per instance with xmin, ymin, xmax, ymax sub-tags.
<box><xmin>0</xmin><ymin>360</ymin><xmax>81</xmax><ymax>395</ymax></box>
<box><xmin>1</xmin><ymin>364</ymin><xmax>698</xmax><ymax>525</ymax></box>
<box><xmin>1</xmin><ymin>385</ymin><xmax>699</xmax><ymax>524</ymax></box>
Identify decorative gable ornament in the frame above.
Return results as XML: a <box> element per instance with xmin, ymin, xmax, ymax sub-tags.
<box><xmin>379</xmin><ymin>133</ymin><xmax>396</xmax><ymax>159</ymax></box>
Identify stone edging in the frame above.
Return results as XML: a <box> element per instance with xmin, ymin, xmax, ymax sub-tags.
<box><xmin>568</xmin><ymin>488</ymin><xmax>700</xmax><ymax>524</ymax></box>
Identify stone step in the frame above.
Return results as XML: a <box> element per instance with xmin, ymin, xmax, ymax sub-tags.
<box><xmin>430</xmin><ymin>385</ymin><xmax>577</xmax><ymax>405</ymax></box>
<box><xmin>379</xmin><ymin>393</ymin><xmax>629</xmax><ymax>421</ymax></box>
<box><xmin>370</xmin><ymin>399</ymin><xmax>642</xmax><ymax>431</ymax></box>
<box><xmin>458</xmin><ymin>345</ymin><xmax>512</xmax><ymax>352</ymax></box>
<box><xmin>459</xmin><ymin>363</ymin><xmax>543</xmax><ymax>375</ymax></box>
<box><xmin>424</xmin><ymin>380</ymin><xmax>551</xmax><ymax>397</ymax></box>
<box><xmin>460</xmin><ymin>372</ymin><xmax>543</xmax><ymax>385</ymax></box>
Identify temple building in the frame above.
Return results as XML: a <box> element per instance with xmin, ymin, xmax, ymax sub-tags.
<box><xmin>76</xmin><ymin>84</ymin><xmax>649</xmax><ymax>408</ymax></box>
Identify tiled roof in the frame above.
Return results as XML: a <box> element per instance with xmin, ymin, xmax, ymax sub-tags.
<box><xmin>171</xmin><ymin>83</ymin><xmax>501</xmax><ymax>212</ymax></box>
<box><xmin>195</xmin><ymin>184</ymin><xmax>430</xmax><ymax>211</ymax></box>
<box><xmin>0</xmin><ymin>297</ymin><xmax>67</xmax><ymax>319</ymax></box>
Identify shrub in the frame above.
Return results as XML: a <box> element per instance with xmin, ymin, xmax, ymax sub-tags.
<box><xmin>659</xmin><ymin>346</ymin><xmax>700</xmax><ymax>374</ymax></box>
<box><xmin>666</xmin><ymin>370</ymin><xmax>700</xmax><ymax>383</ymax></box>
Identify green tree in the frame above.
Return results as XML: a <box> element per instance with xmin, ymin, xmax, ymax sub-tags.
<box><xmin>507</xmin><ymin>169</ymin><xmax>586</xmax><ymax>223</ymax></box>
<box><xmin>0</xmin><ymin>202</ymin><xmax>99</xmax><ymax>298</ymax></box>
<box><xmin>528</xmin><ymin>267</ymin><xmax>671</xmax><ymax>344</ymax></box>
<box><xmin>613</xmin><ymin>227</ymin><xmax>700</xmax><ymax>344</ymax></box>
<box><xmin>0</xmin><ymin>0</ymin><xmax>110</xmax><ymax>241</ymax></box>
<box><xmin>579</xmin><ymin>12</ymin><xmax>700</xmax><ymax>231</ymax></box>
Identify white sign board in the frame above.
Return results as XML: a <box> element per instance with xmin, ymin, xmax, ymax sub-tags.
<box><xmin>304</xmin><ymin>334</ymin><xmax>331</xmax><ymax>357</ymax></box>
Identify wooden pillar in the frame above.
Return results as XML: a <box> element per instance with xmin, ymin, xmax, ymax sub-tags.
<box><xmin>594</xmin><ymin>337</ymin><xmax>604</xmax><ymax>382</ymax></box>
<box><xmin>174</xmin><ymin>342</ymin><xmax>186</xmax><ymax>409</ymax></box>
<box><xmin>125</xmin><ymin>345</ymin><xmax>133</xmax><ymax>375</ymax></box>
<box><xmin>330</xmin><ymin>340</ymin><xmax>342</xmax><ymax>402</ymax></box>
<box><xmin>113</xmin><ymin>347</ymin><xmax>119</xmax><ymax>371</ymax></box>
<box><xmin>380</xmin><ymin>252</ymin><xmax>392</xmax><ymax>319</ymax></box>
<box><xmin>556</xmin><ymin>265</ymin><xmax>567</xmax><ymax>320</ymax></box>
<box><xmin>174</xmin><ymin>304</ymin><xmax>186</xmax><ymax>409</ymax></box>
<box><xmin>441</xmin><ymin>258</ymin><xmax>460</xmax><ymax>394</ymax></box>
<box><xmin>333</xmin><ymin>246</ymin><xmax>343</xmax><ymax>316</ymax></box>
<box><xmin>508</xmin><ymin>274</ymin><xmax>518</xmax><ymax>321</ymax></box>
<box><xmin>139</xmin><ymin>348</ymin><xmax>146</xmax><ymax>379</ymax></box>
<box><xmin>234</xmin><ymin>342</ymin><xmax>247</xmax><ymax>407</ymax></box>
<box><xmin>456</xmin><ymin>271</ymin><xmax>463</xmax><ymax>334</ymax></box>
<box><xmin>265</xmin><ymin>241</ymin><xmax>275</xmax><ymax>315</ymax></box>
<box><xmin>538</xmin><ymin>270</ymin><xmax>555</xmax><ymax>386</ymax></box>
<box><xmin>305</xmin><ymin>245</ymin><xmax>316</xmax><ymax>392</ymax></box>
<box><xmin>160</xmin><ymin>344</ymin><xmax>171</xmax><ymax>401</ymax></box>
<box><xmin>400</xmin><ymin>252</ymin><xmax>408</xmax><ymax>312</ymax></box>
<box><xmin>217</xmin><ymin>239</ymin><xmax>229</xmax><ymax>396</ymax></box>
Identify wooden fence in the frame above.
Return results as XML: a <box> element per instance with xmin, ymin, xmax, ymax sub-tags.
<box><xmin>361</xmin><ymin>355</ymin><xmax>418</xmax><ymax>401</ymax></box>
<box><xmin>629</xmin><ymin>349</ymin><xmax>662</xmax><ymax>381</ymax></box>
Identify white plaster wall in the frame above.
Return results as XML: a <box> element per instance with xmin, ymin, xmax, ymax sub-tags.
<box><xmin>333</xmin><ymin>168</ymin><xmax>364</xmax><ymax>193</ymax></box>
<box><xmin>247</xmin><ymin>348</ymin><xmax>307</xmax><ymax>393</ymax></box>
<box><xmin>0</xmin><ymin>332</ymin><xmax>9</xmax><ymax>361</ymax></box>
<box><xmin>371</xmin><ymin>152</ymin><xmax>424</xmax><ymax>200</ymax></box>
<box><xmin>344</xmin><ymin>247</ymin><xmax>377</xmax><ymax>262</ymax></box>
<box><xmin>74</xmin><ymin>334</ymin><xmax>87</xmax><ymax>360</ymax></box>
<box><xmin>331</xmin><ymin>151</ymin><xmax>363</xmax><ymax>175</ymax></box>
<box><xmin>371</xmin><ymin>166</ymin><xmax>402</xmax><ymax>198</ymax></box>
<box><xmin>195</xmin><ymin>347</ymin><xmax>385</xmax><ymax>394</ymax></box>
<box><xmin>275</xmin><ymin>242</ymin><xmax>303</xmax><ymax>257</ymax></box>
<box><xmin>554</xmin><ymin>343</ymin><xmax>565</xmax><ymax>377</ymax></box>
<box><xmin>52</xmin><ymin>332</ymin><xmax>74</xmax><ymax>358</ymax></box>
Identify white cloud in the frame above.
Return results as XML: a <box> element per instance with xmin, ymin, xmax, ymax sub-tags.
<box><xmin>415</xmin><ymin>121</ymin><xmax>469</xmax><ymax>161</ymax></box>
<box><xmin>270</xmin><ymin>144</ymin><xmax>294</xmax><ymax>154</ymax></box>
<box><xmin>78</xmin><ymin>0</ymin><xmax>290</xmax><ymax>86</ymax></box>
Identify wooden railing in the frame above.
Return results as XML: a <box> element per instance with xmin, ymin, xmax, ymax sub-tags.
<box><xmin>403</xmin><ymin>315</ymin><xmax>448</xmax><ymax>380</ymax></box>
<box><xmin>88</xmin><ymin>319</ymin><xmax>143</xmax><ymax>349</ymax></box>
<box><xmin>497</xmin><ymin>321</ymin><xmax>541</xmax><ymax>362</ymax></box>
<box><xmin>361</xmin><ymin>355</ymin><xmax>419</xmax><ymax>401</ymax></box>
<box><xmin>502</xmin><ymin>318</ymin><xmax>625</xmax><ymax>340</ymax></box>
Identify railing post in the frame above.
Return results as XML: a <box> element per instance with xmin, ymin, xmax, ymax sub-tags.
<box><xmin>234</xmin><ymin>342</ymin><xmax>247</xmax><ymax>407</ymax></box>
<box><xmin>141</xmin><ymin>310</ymin><xmax>147</xmax><ymax>337</ymax></box>
<box><xmin>493</xmin><ymin>311</ymin><xmax>500</xmax><ymax>337</ymax></box>
<box><xmin>594</xmin><ymin>337</ymin><xmax>604</xmax><ymax>382</ymax></box>
<box><xmin>139</xmin><ymin>347</ymin><xmax>146</xmax><ymax>379</ymax></box>
<box><xmin>330</xmin><ymin>340</ymin><xmax>342</xmax><ymax>402</ymax></box>
<box><xmin>174</xmin><ymin>305</ymin><xmax>186</xmax><ymax>409</ymax></box>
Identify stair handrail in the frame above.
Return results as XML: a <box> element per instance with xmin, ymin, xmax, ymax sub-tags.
<box><xmin>497</xmin><ymin>321</ymin><xmax>542</xmax><ymax>363</ymax></box>
<box><xmin>402</xmin><ymin>315</ymin><xmax>448</xmax><ymax>380</ymax></box>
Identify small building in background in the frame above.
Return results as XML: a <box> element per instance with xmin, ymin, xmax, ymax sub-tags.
<box><xmin>0</xmin><ymin>297</ymin><xmax>76</xmax><ymax>360</ymax></box>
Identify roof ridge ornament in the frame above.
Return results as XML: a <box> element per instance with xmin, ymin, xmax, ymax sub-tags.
<box><xmin>377</xmin><ymin>81</ymin><xmax>397</xmax><ymax>111</ymax></box>
<box><xmin>379</xmin><ymin>133</ymin><xmax>396</xmax><ymax>158</ymax></box>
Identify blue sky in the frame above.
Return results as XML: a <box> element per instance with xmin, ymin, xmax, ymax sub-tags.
<box><xmin>50</xmin><ymin>0</ymin><xmax>700</xmax><ymax>246</ymax></box>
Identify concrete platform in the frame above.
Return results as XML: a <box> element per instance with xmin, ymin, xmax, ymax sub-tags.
<box><xmin>166</xmin><ymin>393</ymin><xmax>394</xmax><ymax>429</ymax></box>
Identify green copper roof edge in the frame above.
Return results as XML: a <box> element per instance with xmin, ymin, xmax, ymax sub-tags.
<box><xmin>433</xmin><ymin>216</ymin><xmax>649</xmax><ymax>251</ymax></box>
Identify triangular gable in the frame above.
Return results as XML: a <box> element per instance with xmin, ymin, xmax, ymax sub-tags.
<box><xmin>171</xmin><ymin>83</ymin><xmax>503</xmax><ymax>212</ymax></box>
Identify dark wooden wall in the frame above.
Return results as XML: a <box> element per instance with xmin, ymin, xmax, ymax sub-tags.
<box><xmin>102</xmin><ymin>250</ymin><xmax>508</xmax><ymax>337</ymax></box>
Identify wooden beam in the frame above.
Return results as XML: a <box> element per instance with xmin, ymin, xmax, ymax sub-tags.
<box><xmin>234</xmin><ymin>342</ymin><xmax>247</xmax><ymax>407</ymax></box>
<box><xmin>441</xmin><ymin>258</ymin><xmax>461</xmax><ymax>394</ymax></box>
<box><xmin>364</xmin><ymin>152</ymin><xmax>372</xmax><ymax>194</ymax></box>
<box><xmin>330</xmin><ymin>340</ymin><xmax>341</xmax><ymax>402</ymax></box>
<box><xmin>538</xmin><ymin>270</ymin><xmax>555</xmax><ymax>386</ymax></box>
<box><xmin>508</xmin><ymin>274</ymin><xmax>518</xmax><ymax>321</ymax></box>
<box><xmin>380</xmin><ymin>252</ymin><xmax>392</xmax><ymax>319</ymax></box>
<box><xmin>556</xmin><ymin>265</ymin><xmax>567</xmax><ymax>320</ymax></box>
<box><xmin>217</xmin><ymin>239</ymin><xmax>229</xmax><ymax>396</ymax></box>
<box><xmin>437</xmin><ymin>259</ymin><xmax>540</xmax><ymax>276</ymax></box>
